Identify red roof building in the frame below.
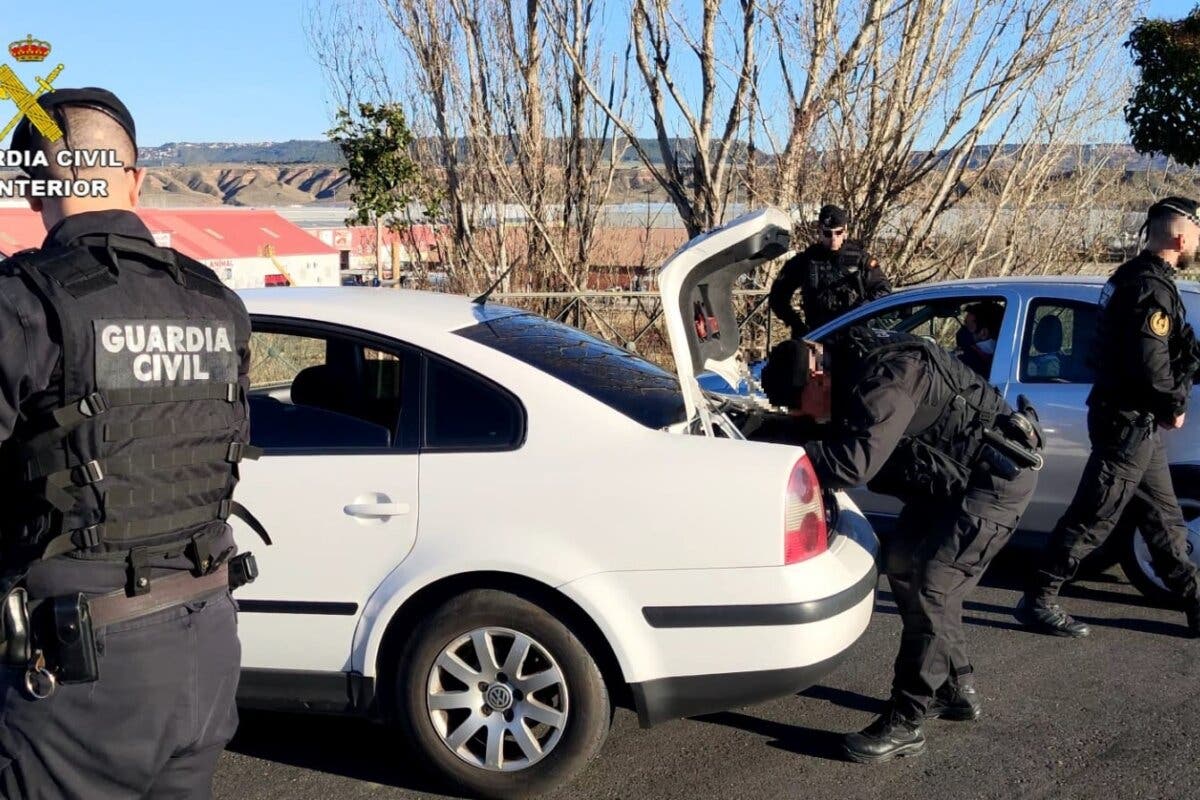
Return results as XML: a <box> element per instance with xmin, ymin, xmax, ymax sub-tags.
<box><xmin>0</xmin><ymin>206</ymin><xmax>341</xmax><ymax>288</ymax></box>
<box><xmin>144</xmin><ymin>209</ymin><xmax>340</xmax><ymax>260</ymax></box>
<box><xmin>0</xmin><ymin>206</ymin><xmax>338</xmax><ymax>260</ymax></box>
<box><xmin>0</xmin><ymin>205</ymin><xmax>50</xmax><ymax>255</ymax></box>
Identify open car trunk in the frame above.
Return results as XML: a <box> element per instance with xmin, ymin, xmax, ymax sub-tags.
<box><xmin>657</xmin><ymin>208</ymin><xmax>792</xmax><ymax>435</ymax></box>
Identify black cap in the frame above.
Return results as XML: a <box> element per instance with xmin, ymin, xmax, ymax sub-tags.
<box><xmin>1147</xmin><ymin>196</ymin><xmax>1200</xmax><ymax>227</ymax></box>
<box><xmin>9</xmin><ymin>87</ymin><xmax>137</xmax><ymax>172</ymax></box>
<box><xmin>817</xmin><ymin>204</ymin><xmax>849</xmax><ymax>229</ymax></box>
<box><xmin>761</xmin><ymin>339</ymin><xmax>811</xmax><ymax>406</ymax></box>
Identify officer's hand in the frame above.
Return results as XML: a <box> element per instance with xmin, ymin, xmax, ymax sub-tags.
<box><xmin>1162</xmin><ymin>413</ymin><xmax>1186</xmax><ymax>430</ymax></box>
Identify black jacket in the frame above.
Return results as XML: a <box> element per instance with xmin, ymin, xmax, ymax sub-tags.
<box><xmin>769</xmin><ymin>241</ymin><xmax>891</xmax><ymax>336</ymax></box>
<box><xmin>1088</xmin><ymin>251</ymin><xmax>1193</xmax><ymax>423</ymax></box>
<box><xmin>802</xmin><ymin>334</ymin><xmax>1010</xmax><ymax>500</ymax></box>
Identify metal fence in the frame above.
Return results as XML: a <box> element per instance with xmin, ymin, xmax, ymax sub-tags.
<box><xmin>489</xmin><ymin>289</ymin><xmax>780</xmax><ymax>366</ymax></box>
<box><xmin>489</xmin><ymin>268</ymin><xmax>1200</xmax><ymax>366</ymax></box>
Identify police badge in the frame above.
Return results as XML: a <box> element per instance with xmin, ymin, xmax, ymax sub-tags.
<box><xmin>1149</xmin><ymin>310</ymin><xmax>1171</xmax><ymax>338</ymax></box>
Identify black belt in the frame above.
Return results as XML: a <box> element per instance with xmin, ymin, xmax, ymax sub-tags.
<box><xmin>88</xmin><ymin>564</ymin><xmax>229</xmax><ymax>629</ymax></box>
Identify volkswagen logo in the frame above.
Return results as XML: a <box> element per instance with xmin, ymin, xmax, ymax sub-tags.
<box><xmin>485</xmin><ymin>683</ymin><xmax>514</xmax><ymax>712</ymax></box>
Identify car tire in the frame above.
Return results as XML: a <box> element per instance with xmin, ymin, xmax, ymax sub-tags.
<box><xmin>1119</xmin><ymin>485</ymin><xmax>1200</xmax><ymax>606</ymax></box>
<box><xmin>394</xmin><ymin>589</ymin><xmax>610</xmax><ymax>799</ymax></box>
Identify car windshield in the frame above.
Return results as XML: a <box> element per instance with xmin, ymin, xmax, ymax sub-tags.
<box><xmin>456</xmin><ymin>313</ymin><xmax>688</xmax><ymax>429</ymax></box>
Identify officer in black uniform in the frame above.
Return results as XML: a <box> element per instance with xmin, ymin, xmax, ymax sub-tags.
<box><xmin>1015</xmin><ymin>197</ymin><xmax>1200</xmax><ymax>639</ymax></box>
<box><xmin>0</xmin><ymin>88</ymin><xmax>265</xmax><ymax>797</ymax></box>
<box><xmin>768</xmin><ymin>204</ymin><xmax>892</xmax><ymax>337</ymax></box>
<box><xmin>758</xmin><ymin>328</ymin><xmax>1041</xmax><ymax>763</ymax></box>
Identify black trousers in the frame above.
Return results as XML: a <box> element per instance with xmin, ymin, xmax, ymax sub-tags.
<box><xmin>884</xmin><ymin>467</ymin><xmax>1036</xmax><ymax>721</ymax></box>
<box><xmin>0</xmin><ymin>591</ymin><xmax>240</xmax><ymax>799</ymax></box>
<box><xmin>1030</xmin><ymin>406</ymin><xmax>1199</xmax><ymax>606</ymax></box>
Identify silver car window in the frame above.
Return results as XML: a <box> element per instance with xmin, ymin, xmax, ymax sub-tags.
<box><xmin>831</xmin><ymin>295</ymin><xmax>1006</xmax><ymax>379</ymax></box>
<box><xmin>1019</xmin><ymin>300</ymin><xmax>1098</xmax><ymax>384</ymax></box>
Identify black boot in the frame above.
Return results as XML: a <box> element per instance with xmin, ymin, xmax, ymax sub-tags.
<box><xmin>842</xmin><ymin>709</ymin><xmax>925</xmax><ymax>764</ymax></box>
<box><xmin>927</xmin><ymin>681</ymin><xmax>981</xmax><ymax>722</ymax></box>
<box><xmin>1014</xmin><ymin>594</ymin><xmax>1090</xmax><ymax>638</ymax></box>
<box><xmin>1186</xmin><ymin>605</ymin><xmax>1200</xmax><ymax>639</ymax></box>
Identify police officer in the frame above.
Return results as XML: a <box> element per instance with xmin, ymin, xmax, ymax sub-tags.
<box><xmin>0</xmin><ymin>88</ymin><xmax>265</xmax><ymax>797</ymax></box>
<box><xmin>758</xmin><ymin>328</ymin><xmax>1041</xmax><ymax>763</ymax></box>
<box><xmin>1015</xmin><ymin>197</ymin><xmax>1200</xmax><ymax>639</ymax></box>
<box><xmin>768</xmin><ymin>204</ymin><xmax>892</xmax><ymax>337</ymax></box>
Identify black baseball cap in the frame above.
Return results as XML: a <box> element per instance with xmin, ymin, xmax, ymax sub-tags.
<box><xmin>817</xmin><ymin>204</ymin><xmax>849</xmax><ymax>229</ymax></box>
<box><xmin>1147</xmin><ymin>196</ymin><xmax>1200</xmax><ymax>226</ymax></box>
<box><xmin>9</xmin><ymin>87</ymin><xmax>137</xmax><ymax>172</ymax></box>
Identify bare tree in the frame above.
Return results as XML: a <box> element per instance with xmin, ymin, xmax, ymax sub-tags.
<box><xmin>309</xmin><ymin>0</ymin><xmax>1148</xmax><ymax>337</ymax></box>
<box><xmin>807</xmin><ymin>0</ymin><xmax>1135</xmax><ymax>277</ymax></box>
<box><xmin>545</xmin><ymin>0</ymin><xmax>758</xmax><ymax>237</ymax></box>
<box><xmin>761</xmin><ymin>0</ymin><xmax>891</xmax><ymax>211</ymax></box>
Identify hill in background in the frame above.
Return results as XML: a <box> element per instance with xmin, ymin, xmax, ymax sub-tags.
<box><xmin>97</xmin><ymin>139</ymin><xmax>1184</xmax><ymax>207</ymax></box>
<box><xmin>139</xmin><ymin>140</ymin><xmax>343</xmax><ymax>167</ymax></box>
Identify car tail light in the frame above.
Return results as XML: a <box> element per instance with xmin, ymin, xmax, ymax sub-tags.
<box><xmin>784</xmin><ymin>455</ymin><xmax>827</xmax><ymax>564</ymax></box>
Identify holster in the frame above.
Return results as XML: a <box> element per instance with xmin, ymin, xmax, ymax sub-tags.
<box><xmin>981</xmin><ymin>428</ymin><xmax>1044</xmax><ymax>479</ymax></box>
<box><xmin>1</xmin><ymin>587</ymin><xmax>31</xmax><ymax>667</ymax></box>
<box><xmin>29</xmin><ymin>593</ymin><xmax>99</xmax><ymax>684</ymax></box>
<box><xmin>1109</xmin><ymin>411</ymin><xmax>1154</xmax><ymax>459</ymax></box>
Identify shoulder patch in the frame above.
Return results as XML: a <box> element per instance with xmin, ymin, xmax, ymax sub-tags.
<box><xmin>1149</xmin><ymin>310</ymin><xmax>1171</xmax><ymax>337</ymax></box>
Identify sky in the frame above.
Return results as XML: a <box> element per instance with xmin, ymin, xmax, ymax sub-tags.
<box><xmin>3</xmin><ymin>0</ymin><xmax>332</xmax><ymax>145</ymax></box>
<box><xmin>0</xmin><ymin>0</ymin><xmax>1194</xmax><ymax>147</ymax></box>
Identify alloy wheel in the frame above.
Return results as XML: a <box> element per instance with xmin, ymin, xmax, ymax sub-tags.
<box><xmin>425</xmin><ymin>626</ymin><xmax>569</xmax><ymax>772</ymax></box>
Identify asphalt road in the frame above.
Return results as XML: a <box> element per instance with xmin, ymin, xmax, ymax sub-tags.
<box><xmin>215</xmin><ymin>554</ymin><xmax>1200</xmax><ymax>800</ymax></box>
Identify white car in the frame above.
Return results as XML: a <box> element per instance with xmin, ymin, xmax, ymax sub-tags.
<box><xmin>230</xmin><ymin>208</ymin><xmax>877</xmax><ymax>798</ymax></box>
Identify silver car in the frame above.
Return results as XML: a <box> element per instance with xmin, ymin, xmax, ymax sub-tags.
<box><xmin>805</xmin><ymin>276</ymin><xmax>1200</xmax><ymax>603</ymax></box>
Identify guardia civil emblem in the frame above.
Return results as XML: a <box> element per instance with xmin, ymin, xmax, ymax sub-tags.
<box><xmin>0</xmin><ymin>35</ymin><xmax>64</xmax><ymax>142</ymax></box>
<box><xmin>1149</xmin><ymin>310</ymin><xmax>1171</xmax><ymax>337</ymax></box>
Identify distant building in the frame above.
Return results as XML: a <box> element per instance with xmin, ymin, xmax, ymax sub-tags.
<box><xmin>307</xmin><ymin>224</ymin><xmax>443</xmax><ymax>280</ymax></box>
<box><xmin>470</xmin><ymin>225</ymin><xmax>687</xmax><ymax>290</ymax></box>
<box><xmin>0</xmin><ymin>206</ymin><xmax>341</xmax><ymax>288</ymax></box>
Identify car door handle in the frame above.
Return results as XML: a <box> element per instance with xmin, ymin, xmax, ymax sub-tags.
<box><xmin>343</xmin><ymin>502</ymin><xmax>411</xmax><ymax>519</ymax></box>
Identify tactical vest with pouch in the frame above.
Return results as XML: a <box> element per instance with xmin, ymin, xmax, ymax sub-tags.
<box><xmin>844</xmin><ymin>330</ymin><xmax>1008</xmax><ymax>500</ymax></box>
<box><xmin>808</xmin><ymin>245</ymin><xmax>867</xmax><ymax>324</ymax></box>
<box><xmin>0</xmin><ymin>234</ymin><xmax>267</xmax><ymax>593</ymax></box>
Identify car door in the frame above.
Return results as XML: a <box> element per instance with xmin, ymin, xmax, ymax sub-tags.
<box><xmin>229</xmin><ymin>318</ymin><xmax>421</xmax><ymax>673</ymax></box>
<box><xmin>999</xmin><ymin>296</ymin><xmax>1099</xmax><ymax>534</ymax></box>
<box><xmin>1008</xmin><ymin>289</ymin><xmax>1200</xmax><ymax>522</ymax></box>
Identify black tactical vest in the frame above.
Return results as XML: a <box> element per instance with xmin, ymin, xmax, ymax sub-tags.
<box><xmin>0</xmin><ymin>234</ymin><xmax>257</xmax><ymax>581</ymax></box>
<box><xmin>806</xmin><ymin>245</ymin><xmax>867</xmax><ymax>328</ymax></box>
<box><xmin>844</xmin><ymin>330</ymin><xmax>1007</xmax><ymax>500</ymax></box>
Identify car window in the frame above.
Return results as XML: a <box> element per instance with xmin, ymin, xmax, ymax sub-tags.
<box><xmin>248</xmin><ymin>328</ymin><xmax>412</xmax><ymax>451</ymax></box>
<box><xmin>424</xmin><ymin>357</ymin><xmax>524</xmax><ymax>451</ymax></box>
<box><xmin>1019</xmin><ymin>300</ymin><xmax>1098</xmax><ymax>384</ymax></box>
<box><xmin>1184</xmin><ymin>291</ymin><xmax>1199</xmax><ymax>327</ymax></box>
<box><xmin>455</xmin><ymin>313</ymin><xmax>687</xmax><ymax>429</ymax></box>
<box><xmin>824</xmin><ymin>295</ymin><xmax>1007</xmax><ymax>379</ymax></box>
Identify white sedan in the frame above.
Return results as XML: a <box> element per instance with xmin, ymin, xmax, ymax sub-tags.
<box><xmin>230</xmin><ymin>209</ymin><xmax>877</xmax><ymax>798</ymax></box>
